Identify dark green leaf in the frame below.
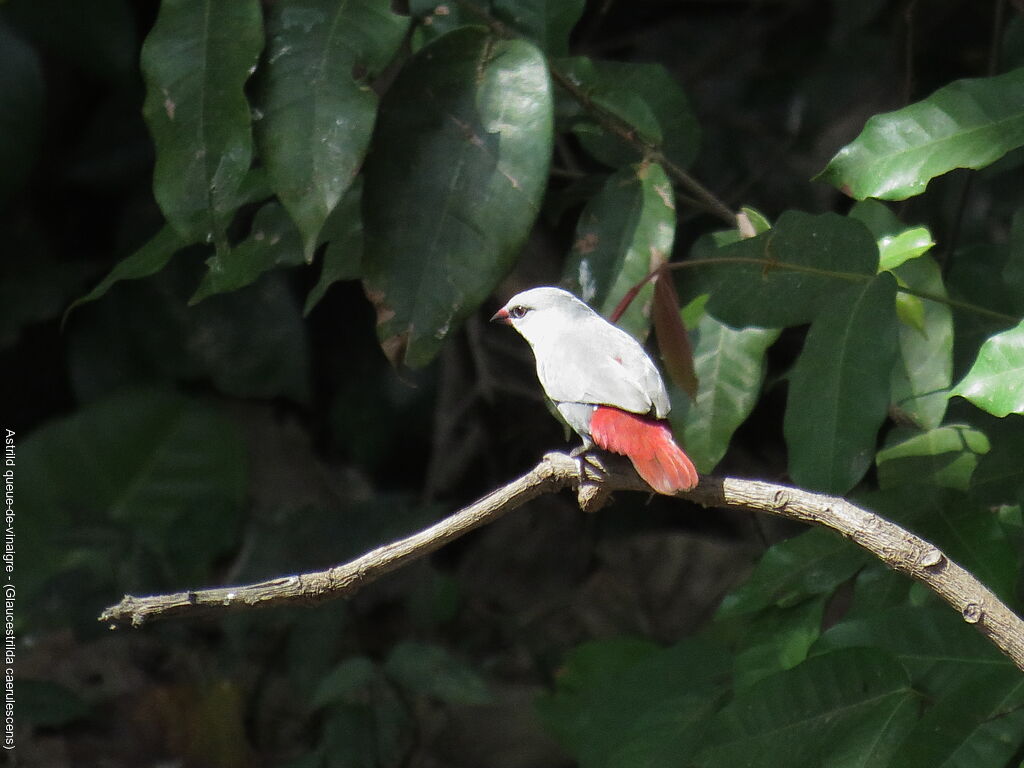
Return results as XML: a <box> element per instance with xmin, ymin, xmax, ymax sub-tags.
<box><xmin>64</xmin><ymin>225</ymin><xmax>187</xmax><ymax>322</ymax></box>
<box><xmin>876</xmin><ymin>424</ymin><xmax>989</xmax><ymax>491</ymax></box>
<box><xmin>537</xmin><ymin>637</ymin><xmax>729</xmax><ymax>768</ymax></box>
<box><xmin>562</xmin><ymin>162</ymin><xmax>675</xmax><ymax>340</ymax></box>
<box><xmin>818</xmin><ymin>67</ymin><xmax>1024</xmax><ymax>200</ymax></box>
<box><xmin>953</xmin><ymin>319</ymin><xmax>1024</xmax><ymax>417</ymax></box>
<box><xmin>692</xmin><ymin>211</ymin><xmax>879</xmax><ymax>328</ymax></box>
<box><xmin>310</xmin><ymin>657</ymin><xmax>378</xmax><ymax>709</ymax></box>
<box><xmin>970</xmin><ymin>414</ymin><xmax>1024</xmax><ymax>506</ymax></box>
<box><xmin>671</xmin><ymin>310</ymin><xmax>778</xmax><ymax>473</ymax></box>
<box><xmin>492</xmin><ymin>0</ymin><xmax>586</xmax><ymax>56</ymax></box>
<box><xmin>814</xmin><ymin>606</ymin><xmax>1015</xmax><ymax>695</ymax></box>
<box><xmin>383</xmin><ymin>642</ymin><xmax>489</xmax><ymax>705</ymax></box>
<box><xmin>785</xmin><ymin>273</ymin><xmax>899</xmax><ymax>493</ymax></box>
<box><xmin>141</xmin><ymin>0</ymin><xmax>263</xmax><ymax>245</ymax></box>
<box><xmin>697</xmin><ymin>649</ymin><xmax>917</xmax><ymax>768</ymax></box>
<box><xmin>304</xmin><ymin>181</ymin><xmax>364</xmax><ymax>315</ymax></box>
<box><xmin>887</xmin><ymin>670</ymin><xmax>1024</xmax><ymax>768</ymax></box>
<box><xmin>717</xmin><ymin>528</ymin><xmax>869</xmax><ymax>617</ymax></box>
<box><xmin>258</xmin><ymin>0</ymin><xmax>407</xmax><ymax>260</ymax></box>
<box><xmin>19</xmin><ymin>389</ymin><xmax>246</xmax><ymax>600</ymax></box>
<box><xmin>732</xmin><ymin>598</ymin><xmax>826</xmax><ymax>690</ymax></box>
<box><xmin>411</xmin><ymin>0</ymin><xmax>585</xmax><ymax>56</ymax></box>
<box><xmin>362</xmin><ymin>27</ymin><xmax>552</xmax><ymax>367</ymax></box>
<box><xmin>558</xmin><ymin>57</ymin><xmax>700</xmax><ymax>170</ymax></box>
<box><xmin>190</xmin><ymin>202</ymin><xmax>305</xmax><ymax>304</ymax></box>
<box><xmin>890</xmin><ymin>256</ymin><xmax>954</xmax><ymax>429</ymax></box>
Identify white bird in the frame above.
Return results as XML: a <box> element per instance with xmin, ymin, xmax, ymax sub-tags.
<box><xmin>493</xmin><ymin>286</ymin><xmax>698</xmax><ymax>494</ymax></box>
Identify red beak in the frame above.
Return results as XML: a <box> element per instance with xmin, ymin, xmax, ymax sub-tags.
<box><xmin>491</xmin><ymin>308</ymin><xmax>511</xmax><ymax>324</ymax></box>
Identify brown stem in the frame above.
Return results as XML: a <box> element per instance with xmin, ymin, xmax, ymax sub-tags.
<box><xmin>99</xmin><ymin>453</ymin><xmax>1024</xmax><ymax>674</ymax></box>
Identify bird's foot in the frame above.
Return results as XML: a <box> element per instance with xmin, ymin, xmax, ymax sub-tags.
<box><xmin>573</xmin><ymin>448</ymin><xmax>613</xmax><ymax>513</ymax></box>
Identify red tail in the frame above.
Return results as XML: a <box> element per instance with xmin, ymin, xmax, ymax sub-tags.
<box><xmin>590</xmin><ymin>406</ymin><xmax>699</xmax><ymax>494</ymax></box>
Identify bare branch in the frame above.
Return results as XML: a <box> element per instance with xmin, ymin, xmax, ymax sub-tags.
<box><xmin>99</xmin><ymin>452</ymin><xmax>1024</xmax><ymax>673</ymax></box>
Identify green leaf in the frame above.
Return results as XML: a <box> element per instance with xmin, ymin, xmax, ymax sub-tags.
<box><xmin>970</xmin><ymin>414</ymin><xmax>1024</xmax><ymax>506</ymax></box>
<box><xmin>410</xmin><ymin>0</ymin><xmax>585</xmax><ymax>56</ymax></box>
<box><xmin>258</xmin><ymin>0</ymin><xmax>407</xmax><ymax>261</ymax></box>
<box><xmin>362</xmin><ymin>27</ymin><xmax>553</xmax><ymax>367</ymax></box>
<box><xmin>20</xmin><ymin>389</ymin><xmax>246</xmax><ymax>602</ymax></box>
<box><xmin>717</xmin><ymin>528</ymin><xmax>869</xmax><ymax>617</ymax></box>
<box><xmin>310</xmin><ymin>657</ymin><xmax>378</xmax><ymax>710</ymax></box>
<box><xmin>537</xmin><ymin>636</ymin><xmax>729</xmax><ymax>768</ymax></box>
<box><xmin>891</xmin><ymin>257</ymin><xmax>954</xmax><ymax>429</ymax></box>
<box><xmin>878</xmin><ymin>226</ymin><xmax>935</xmax><ymax>271</ymax></box>
<box><xmin>696</xmin><ymin>649</ymin><xmax>917</xmax><ymax>768</ymax></box>
<box><xmin>141</xmin><ymin>0</ymin><xmax>264</xmax><ymax>246</ymax></box>
<box><xmin>64</xmin><ymin>226</ymin><xmax>187</xmax><ymax>323</ymax></box>
<box><xmin>304</xmin><ymin>181</ymin><xmax>364</xmax><ymax>315</ymax></box>
<box><xmin>785</xmin><ymin>273</ymin><xmax>899</xmax><ymax>493</ymax></box>
<box><xmin>671</xmin><ymin>311</ymin><xmax>779</xmax><ymax>473</ymax></box>
<box><xmin>732</xmin><ymin>598</ymin><xmax>827</xmax><ymax>690</ymax></box>
<box><xmin>817</xmin><ymin>67</ymin><xmax>1024</xmax><ymax>200</ymax></box>
<box><xmin>383</xmin><ymin>642</ymin><xmax>489</xmax><ymax>705</ymax></box>
<box><xmin>887</xmin><ymin>670</ymin><xmax>1024</xmax><ymax>768</ymax></box>
<box><xmin>953</xmin><ymin>318</ymin><xmax>1024</xmax><ymax>416</ymax></box>
<box><xmin>814</xmin><ymin>606</ymin><xmax>1015</xmax><ymax>695</ymax></box>
<box><xmin>692</xmin><ymin>211</ymin><xmax>879</xmax><ymax>328</ymax></box>
<box><xmin>562</xmin><ymin>162</ymin><xmax>676</xmax><ymax>340</ymax></box>
<box><xmin>492</xmin><ymin>0</ymin><xmax>586</xmax><ymax>56</ymax></box>
<box><xmin>190</xmin><ymin>202</ymin><xmax>305</xmax><ymax>304</ymax></box>
<box><xmin>558</xmin><ymin>57</ymin><xmax>700</xmax><ymax>170</ymax></box>
<box><xmin>876</xmin><ymin>424</ymin><xmax>989</xmax><ymax>491</ymax></box>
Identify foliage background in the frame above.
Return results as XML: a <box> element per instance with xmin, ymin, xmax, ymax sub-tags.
<box><xmin>6</xmin><ymin>0</ymin><xmax>1024</xmax><ymax>766</ymax></box>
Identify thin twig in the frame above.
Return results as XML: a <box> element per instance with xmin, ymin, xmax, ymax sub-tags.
<box><xmin>100</xmin><ymin>452</ymin><xmax>1024</xmax><ymax>673</ymax></box>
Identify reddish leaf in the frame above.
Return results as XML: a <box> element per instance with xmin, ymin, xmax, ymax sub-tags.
<box><xmin>653</xmin><ymin>268</ymin><xmax>698</xmax><ymax>400</ymax></box>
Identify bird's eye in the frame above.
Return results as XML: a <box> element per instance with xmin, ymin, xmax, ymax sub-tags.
<box><xmin>509</xmin><ymin>305</ymin><xmax>528</xmax><ymax>319</ymax></box>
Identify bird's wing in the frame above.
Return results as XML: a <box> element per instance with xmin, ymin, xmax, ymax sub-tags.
<box><xmin>534</xmin><ymin>316</ymin><xmax>670</xmax><ymax>417</ymax></box>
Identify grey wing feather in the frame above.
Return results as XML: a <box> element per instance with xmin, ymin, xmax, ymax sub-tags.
<box><xmin>534</xmin><ymin>317</ymin><xmax>670</xmax><ymax>417</ymax></box>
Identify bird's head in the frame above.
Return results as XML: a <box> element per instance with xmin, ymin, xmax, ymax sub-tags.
<box><xmin>491</xmin><ymin>286</ymin><xmax>592</xmax><ymax>345</ymax></box>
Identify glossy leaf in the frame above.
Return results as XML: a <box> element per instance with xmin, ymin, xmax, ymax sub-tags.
<box><xmin>141</xmin><ymin>0</ymin><xmax>263</xmax><ymax>246</ymax></box>
<box><xmin>563</xmin><ymin>162</ymin><xmax>675</xmax><ymax>340</ymax></box>
<box><xmin>848</xmin><ymin>199</ymin><xmax>935</xmax><ymax>271</ymax></box>
<box><xmin>692</xmin><ymin>211</ymin><xmax>879</xmax><ymax>328</ymax></box>
<box><xmin>818</xmin><ymin>67</ymin><xmax>1024</xmax><ymax>200</ymax></box>
<box><xmin>876</xmin><ymin>424</ymin><xmax>989</xmax><ymax>491</ymax></box>
<box><xmin>671</xmin><ymin>311</ymin><xmax>779</xmax><ymax>473</ymax></box>
<box><xmin>890</xmin><ymin>256</ymin><xmax>953</xmax><ymax>429</ymax></box>
<box><xmin>785</xmin><ymin>273</ymin><xmax>899</xmax><ymax>493</ymax></box>
<box><xmin>190</xmin><ymin>202</ymin><xmax>305</xmax><ymax>304</ymax></box>
<box><xmin>362</xmin><ymin>28</ymin><xmax>553</xmax><ymax>368</ymax></box>
<box><xmin>697</xmin><ymin>649</ymin><xmax>916</xmax><ymax>768</ymax></box>
<box><xmin>64</xmin><ymin>226</ymin><xmax>186</xmax><ymax>322</ymax></box>
<box><xmin>558</xmin><ymin>57</ymin><xmax>700</xmax><ymax>170</ymax></box>
<box><xmin>953</xmin><ymin>318</ymin><xmax>1024</xmax><ymax>416</ymax></box>
<box><xmin>258</xmin><ymin>0</ymin><xmax>407</xmax><ymax>261</ymax></box>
